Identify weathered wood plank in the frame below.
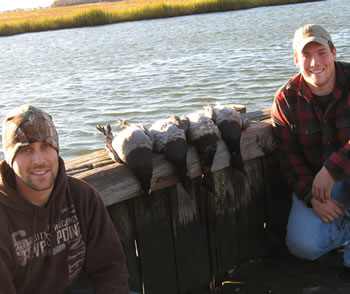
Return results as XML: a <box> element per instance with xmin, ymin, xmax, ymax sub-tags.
<box><xmin>65</xmin><ymin>110</ymin><xmax>275</xmax><ymax>206</ymax></box>
<box><xmin>65</xmin><ymin>151</ymin><xmax>111</xmax><ymax>174</ymax></box>
<box><xmin>207</xmin><ymin>167</ymin><xmax>241</xmax><ymax>281</ymax></box>
<box><xmin>234</xmin><ymin>159</ymin><xmax>269</xmax><ymax>262</ymax></box>
<box><xmin>132</xmin><ymin>189</ymin><xmax>178</xmax><ymax>294</ymax></box>
<box><xmin>106</xmin><ymin>201</ymin><xmax>142</xmax><ymax>293</ymax></box>
<box><xmin>168</xmin><ymin>180</ymin><xmax>212</xmax><ymax>293</ymax></box>
<box><xmin>262</xmin><ymin>154</ymin><xmax>292</xmax><ymax>245</ymax></box>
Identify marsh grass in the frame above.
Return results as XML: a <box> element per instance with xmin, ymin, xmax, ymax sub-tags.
<box><xmin>0</xmin><ymin>0</ymin><xmax>317</xmax><ymax>36</ymax></box>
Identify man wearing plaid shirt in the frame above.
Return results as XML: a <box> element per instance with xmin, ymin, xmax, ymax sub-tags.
<box><xmin>271</xmin><ymin>24</ymin><xmax>350</xmax><ymax>276</ymax></box>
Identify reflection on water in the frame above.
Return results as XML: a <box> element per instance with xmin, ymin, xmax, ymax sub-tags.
<box><xmin>0</xmin><ymin>0</ymin><xmax>349</xmax><ymax>160</ymax></box>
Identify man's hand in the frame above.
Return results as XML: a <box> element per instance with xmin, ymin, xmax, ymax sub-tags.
<box><xmin>311</xmin><ymin>197</ymin><xmax>343</xmax><ymax>223</ymax></box>
<box><xmin>312</xmin><ymin>166</ymin><xmax>335</xmax><ymax>203</ymax></box>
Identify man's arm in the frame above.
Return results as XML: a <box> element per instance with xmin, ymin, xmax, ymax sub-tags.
<box><xmin>272</xmin><ymin>108</ymin><xmax>344</xmax><ymax>221</ymax></box>
<box><xmin>324</xmin><ymin>140</ymin><xmax>350</xmax><ymax>181</ymax></box>
<box><xmin>313</xmin><ymin>140</ymin><xmax>350</xmax><ymax>203</ymax></box>
<box><xmin>271</xmin><ymin>99</ymin><xmax>315</xmax><ymax>204</ymax></box>
<box><xmin>312</xmin><ymin>166</ymin><xmax>335</xmax><ymax>202</ymax></box>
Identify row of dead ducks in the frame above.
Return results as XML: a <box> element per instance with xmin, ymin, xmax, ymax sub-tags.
<box><xmin>97</xmin><ymin>103</ymin><xmax>249</xmax><ymax>207</ymax></box>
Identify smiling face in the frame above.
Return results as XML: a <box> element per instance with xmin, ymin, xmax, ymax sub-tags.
<box><xmin>12</xmin><ymin>141</ymin><xmax>59</xmax><ymax>206</ymax></box>
<box><xmin>294</xmin><ymin>41</ymin><xmax>336</xmax><ymax>96</ymax></box>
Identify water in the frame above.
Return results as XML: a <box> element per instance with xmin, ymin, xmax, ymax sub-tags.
<box><xmin>1</xmin><ymin>0</ymin><xmax>349</xmax><ymax>161</ymax></box>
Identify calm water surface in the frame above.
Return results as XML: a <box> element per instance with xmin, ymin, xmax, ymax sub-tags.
<box><xmin>1</xmin><ymin>0</ymin><xmax>349</xmax><ymax>161</ymax></box>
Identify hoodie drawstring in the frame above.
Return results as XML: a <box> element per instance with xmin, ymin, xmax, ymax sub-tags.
<box><xmin>23</xmin><ymin>208</ymin><xmax>38</xmax><ymax>288</ymax></box>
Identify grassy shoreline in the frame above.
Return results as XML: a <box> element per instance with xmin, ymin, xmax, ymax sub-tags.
<box><xmin>0</xmin><ymin>0</ymin><xmax>319</xmax><ymax>37</ymax></box>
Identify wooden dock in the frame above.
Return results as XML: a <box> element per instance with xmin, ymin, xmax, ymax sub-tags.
<box><xmin>67</xmin><ymin>108</ymin><xmax>350</xmax><ymax>293</ymax></box>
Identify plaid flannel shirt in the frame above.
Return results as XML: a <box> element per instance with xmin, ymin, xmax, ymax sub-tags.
<box><xmin>271</xmin><ymin>61</ymin><xmax>350</xmax><ymax>203</ymax></box>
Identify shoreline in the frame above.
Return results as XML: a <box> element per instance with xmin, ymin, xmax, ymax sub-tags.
<box><xmin>0</xmin><ymin>0</ymin><xmax>319</xmax><ymax>37</ymax></box>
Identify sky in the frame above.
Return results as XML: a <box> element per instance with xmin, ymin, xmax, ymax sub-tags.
<box><xmin>0</xmin><ymin>0</ymin><xmax>55</xmax><ymax>12</ymax></box>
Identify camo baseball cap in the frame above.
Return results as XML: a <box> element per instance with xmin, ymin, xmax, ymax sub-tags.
<box><xmin>2</xmin><ymin>104</ymin><xmax>59</xmax><ymax>167</ymax></box>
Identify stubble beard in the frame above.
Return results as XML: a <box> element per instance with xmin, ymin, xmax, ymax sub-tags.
<box><xmin>24</xmin><ymin>166</ymin><xmax>57</xmax><ymax>193</ymax></box>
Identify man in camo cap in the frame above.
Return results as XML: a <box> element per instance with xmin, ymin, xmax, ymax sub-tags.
<box><xmin>0</xmin><ymin>105</ymin><xmax>129</xmax><ymax>294</ymax></box>
<box><xmin>2</xmin><ymin>104</ymin><xmax>59</xmax><ymax>167</ymax></box>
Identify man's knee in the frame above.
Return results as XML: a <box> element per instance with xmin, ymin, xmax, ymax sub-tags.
<box><xmin>286</xmin><ymin>234</ymin><xmax>322</xmax><ymax>260</ymax></box>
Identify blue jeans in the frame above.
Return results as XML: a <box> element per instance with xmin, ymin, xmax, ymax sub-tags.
<box><xmin>286</xmin><ymin>181</ymin><xmax>350</xmax><ymax>267</ymax></box>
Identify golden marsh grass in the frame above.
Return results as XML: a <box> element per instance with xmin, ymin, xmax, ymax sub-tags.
<box><xmin>0</xmin><ymin>0</ymin><xmax>317</xmax><ymax>36</ymax></box>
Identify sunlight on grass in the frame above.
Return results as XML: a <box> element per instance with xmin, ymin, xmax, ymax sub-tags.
<box><xmin>0</xmin><ymin>0</ymin><xmax>317</xmax><ymax>36</ymax></box>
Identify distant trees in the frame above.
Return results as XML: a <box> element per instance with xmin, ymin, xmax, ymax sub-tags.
<box><xmin>51</xmin><ymin>0</ymin><xmax>121</xmax><ymax>7</ymax></box>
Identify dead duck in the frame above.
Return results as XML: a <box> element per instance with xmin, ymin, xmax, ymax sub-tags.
<box><xmin>186</xmin><ymin>109</ymin><xmax>221</xmax><ymax>193</ymax></box>
<box><xmin>97</xmin><ymin>120</ymin><xmax>154</xmax><ymax>207</ymax></box>
<box><xmin>204</xmin><ymin>104</ymin><xmax>249</xmax><ymax>175</ymax></box>
<box><xmin>95</xmin><ymin>124</ymin><xmax>121</xmax><ymax>163</ymax></box>
<box><xmin>150</xmin><ymin>115</ymin><xmax>193</xmax><ymax>198</ymax></box>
